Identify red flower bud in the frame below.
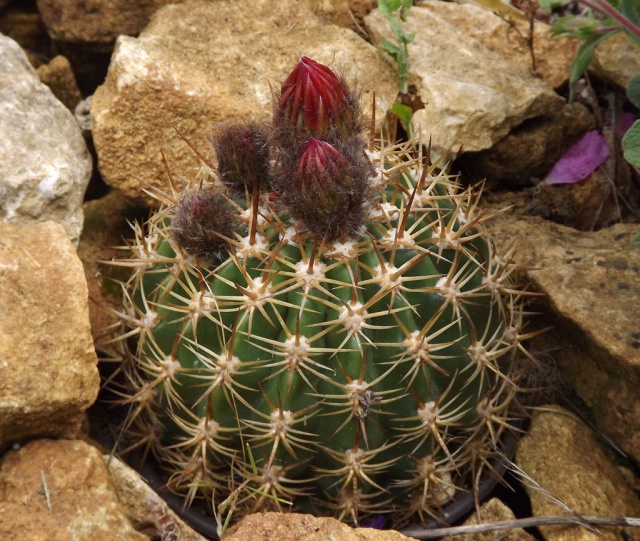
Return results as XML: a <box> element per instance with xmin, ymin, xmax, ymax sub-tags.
<box><xmin>282</xmin><ymin>138</ymin><xmax>368</xmax><ymax>240</ymax></box>
<box><xmin>278</xmin><ymin>57</ymin><xmax>353</xmax><ymax>137</ymax></box>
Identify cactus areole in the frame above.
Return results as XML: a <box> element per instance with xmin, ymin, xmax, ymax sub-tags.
<box><xmin>113</xmin><ymin>57</ymin><xmax>528</xmax><ymax>531</ymax></box>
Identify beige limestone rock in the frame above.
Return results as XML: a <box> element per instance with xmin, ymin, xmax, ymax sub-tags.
<box><xmin>364</xmin><ymin>2</ymin><xmax>564</xmax><ymax>154</ymax></box>
<box><xmin>0</xmin><ymin>34</ymin><xmax>92</xmax><ymax>244</ymax></box>
<box><xmin>592</xmin><ymin>31</ymin><xmax>640</xmax><ymax>89</ymax></box>
<box><xmin>462</xmin><ymin>102</ymin><xmax>596</xmax><ymax>187</ymax></box>
<box><xmin>439</xmin><ymin>498</ymin><xmax>534</xmax><ymax>541</ymax></box>
<box><xmin>222</xmin><ymin>511</ymin><xmax>412</xmax><ymax>541</ymax></box>
<box><xmin>0</xmin><ymin>439</ymin><xmax>147</xmax><ymax>541</ymax></box>
<box><xmin>416</xmin><ymin>0</ymin><xmax>578</xmax><ymax>90</ymax></box>
<box><xmin>487</xmin><ymin>216</ymin><xmax>640</xmax><ymax>463</ymax></box>
<box><xmin>0</xmin><ymin>221</ymin><xmax>99</xmax><ymax>449</ymax></box>
<box><xmin>104</xmin><ymin>453</ymin><xmax>208</xmax><ymax>541</ymax></box>
<box><xmin>91</xmin><ymin>0</ymin><xmax>397</xmax><ymax>206</ymax></box>
<box><xmin>303</xmin><ymin>0</ymin><xmax>377</xmax><ymax>30</ymax></box>
<box><xmin>517</xmin><ymin>408</ymin><xmax>640</xmax><ymax>541</ymax></box>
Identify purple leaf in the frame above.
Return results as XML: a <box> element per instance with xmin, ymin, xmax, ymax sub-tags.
<box><xmin>545</xmin><ymin>130</ymin><xmax>610</xmax><ymax>185</ymax></box>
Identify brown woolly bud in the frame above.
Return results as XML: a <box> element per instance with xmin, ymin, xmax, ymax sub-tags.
<box><xmin>210</xmin><ymin>123</ymin><xmax>270</xmax><ymax>193</ymax></box>
<box><xmin>282</xmin><ymin>137</ymin><xmax>370</xmax><ymax>241</ymax></box>
<box><xmin>171</xmin><ymin>190</ymin><xmax>236</xmax><ymax>263</ymax></box>
<box><xmin>276</xmin><ymin>57</ymin><xmax>361</xmax><ymax>140</ymax></box>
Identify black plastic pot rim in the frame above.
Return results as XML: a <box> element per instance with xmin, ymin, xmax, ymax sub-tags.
<box><xmin>132</xmin><ymin>428</ymin><xmax>519</xmax><ymax>540</ymax></box>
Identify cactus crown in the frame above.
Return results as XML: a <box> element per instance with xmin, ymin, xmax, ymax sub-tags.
<box><xmin>110</xmin><ymin>57</ymin><xmax>529</xmax><ymax>532</ymax></box>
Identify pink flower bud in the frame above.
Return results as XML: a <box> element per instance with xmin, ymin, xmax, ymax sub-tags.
<box><xmin>282</xmin><ymin>137</ymin><xmax>368</xmax><ymax>240</ymax></box>
<box><xmin>278</xmin><ymin>57</ymin><xmax>352</xmax><ymax>137</ymax></box>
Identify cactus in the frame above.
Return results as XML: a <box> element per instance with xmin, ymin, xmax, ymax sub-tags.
<box><xmin>110</xmin><ymin>56</ymin><xmax>529</xmax><ymax>531</ymax></box>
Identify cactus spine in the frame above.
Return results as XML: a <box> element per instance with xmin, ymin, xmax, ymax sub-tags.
<box><xmin>110</xmin><ymin>56</ymin><xmax>528</xmax><ymax>530</ymax></box>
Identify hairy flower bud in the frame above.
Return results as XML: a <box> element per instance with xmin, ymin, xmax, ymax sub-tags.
<box><xmin>210</xmin><ymin>123</ymin><xmax>270</xmax><ymax>193</ymax></box>
<box><xmin>284</xmin><ymin>138</ymin><xmax>368</xmax><ymax>240</ymax></box>
<box><xmin>277</xmin><ymin>57</ymin><xmax>359</xmax><ymax>139</ymax></box>
<box><xmin>171</xmin><ymin>190</ymin><xmax>236</xmax><ymax>263</ymax></box>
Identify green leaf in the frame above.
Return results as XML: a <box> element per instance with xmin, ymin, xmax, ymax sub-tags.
<box><xmin>378</xmin><ymin>0</ymin><xmax>409</xmax><ymax>16</ymax></box>
<box><xmin>551</xmin><ymin>15</ymin><xmax>600</xmax><ymax>39</ymax></box>
<box><xmin>622</xmin><ymin>120</ymin><xmax>640</xmax><ymax>167</ymax></box>
<box><xmin>623</xmin><ymin>26</ymin><xmax>640</xmax><ymax>47</ymax></box>
<box><xmin>391</xmin><ymin>103</ymin><xmax>414</xmax><ymax>139</ymax></box>
<box><xmin>620</xmin><ymin>0</ymin><xmax>640</xmax><ymax>28</ymax></box>
<box><xmin>568</xmin><ymin>32</ymin><xmax>614</xmax><ymax>101</ymax></box>
<box><xmin>380</xmin><ymin>40</ymin><xmax>403</xmax><ymax>59</ymax></box>
<box><xmin>632</xmin><ymin>234</ymin><xmax>640</xmax><ymax>247</ymax></box>
<box><xmin>627</xmin><ymin>75</ymin><xmax>640</xmax><ymax>109</ymax></box>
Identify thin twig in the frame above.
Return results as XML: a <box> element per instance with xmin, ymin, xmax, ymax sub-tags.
<box><xmin>400</xmin><ymin>515</ymin><xmax>640</xmax><ymax>539</ymax></box>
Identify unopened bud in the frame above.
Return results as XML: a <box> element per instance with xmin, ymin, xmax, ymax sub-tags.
<box><xmin>171</xmin><ymin>190</ymin><xmax>236</xmax><ymax>263</ymax></box>
<box><xmin>283</xmin><ymin>138</ymin><xmax>368</xmax><ymax>240</ymax></box>
<box><xmin>278</xmin><ymin>57</ymin><xmax>357</xmax><ymax>138</ymax></box>
<box><xmin>210</xmin><ymin>123</ymin><xmax>270</xmax><ymax>193</ymax></box>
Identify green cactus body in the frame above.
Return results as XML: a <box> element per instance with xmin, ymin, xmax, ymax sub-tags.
<box><xmin>112</xmin><ymin>57</ymin><xmax>527</xmax><ymax>530</ymax></box>
<box><xmin>116</xmin><ymin>147</ymin><xmax>524</xmax><ymax>527</ymax></box>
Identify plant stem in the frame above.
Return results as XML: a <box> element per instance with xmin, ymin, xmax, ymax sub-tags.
<box><xmin>579</xmin><ymin>0</ymin><xmax>640</xmax><ymax>39</ymax></box>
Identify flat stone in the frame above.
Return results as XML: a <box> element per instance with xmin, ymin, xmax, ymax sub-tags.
<box><xmin>487</xmin><ymin>215</ymin><xmax>640</xmax><ymax>463</ymax></box>
<box><xmin>364</xmin><ymin>1</ymin><xmax>564</xmax><ymax>154</ymax></box>
<box><xmin>90</xmin><ymin>0</ymin><xmax>397</xmax><ymax>206</ymax></box>
<box><xmin>222</xmin><ymin>512</ymin><xmax>412</xmax><ymax>541</ymax></box>
<box><xmin>517</xmin><ymin>408</ymin><xmax>640</xmax><ymax>541</ymax></box>
<box><xmin>0</xmin><ymin>221</ymin><xmax>99</xmax><ymax>449</ymax></box>
<box><xmin>0</xmin><ymin>34</ymin><xmax>92</xmax><ymax>245</ymax></box>
<box><xmin>0</xmin><ymin>439</ymin><xmax>147</xmax><ymax>541</ymax></box>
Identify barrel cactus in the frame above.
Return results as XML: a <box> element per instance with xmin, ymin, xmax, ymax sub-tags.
<box><xmin>110</xmin><ymin>56</ymin><xmax>529</xmax><ymax>531</ymax></box>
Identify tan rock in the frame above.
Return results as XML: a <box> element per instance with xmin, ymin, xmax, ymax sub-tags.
<box><xmin>222</xmin><ymin>511</ymin><xmax>412</xmax><ymax>541</ymax></box>
<box><xmin>91</xmin><ymin>0</ymin><xmax>397</xmax><ymax>206</ymax></box>
<box><xmin>364</xmin><ymin>2</ymin><xmax>564</xmax><ymax>154</ymax></box>
<box><xmin>487</xmin><ymin>216</ymin><xmax>640</xmax><ymax>463</ymax></box>
<box><xmin>0</xmin><ymin>34</ymin><xmax>93</xmax><ymax>244</ymax></box>
<box><xmin>592</xmin><ymin>31</ymin><xmax>640</xmax><ymax>89</ymax></box>
<box><xmin>517</xmin><ymin>408</ymin><xmax>640</xmax><ymax>541</ymax></box>
<box><xmin>36</xmin><ymin>54</ymin><xmax>83</xmax><ymax>111</ymax></box>
<box><xmin>104</xmin><ymin>453</ymin><xmax>208</xmax><ymax>541</ymax></box>
<box><xmin>36</xmin><ymin>0</ymin><xmax>176</xmax><ymax>46</ymax></box>
<box><xmin>0</xmin><ymin>221</ymin><xmax>99</xmax><ymax>449</ymax></box>
<box><xmin>304</xmin><ymin>0</ymin><xmax>376</xmax><ymax>30</ymax></box>
<box><xmin>462</xmin><ymin>102</ymin><xmax>596</xmax><ymax>187</ymax></box>
<box><xmin>440</xmin><ymin>498</ymin><xmax>534</xmax><ymax>541</ymax></box>
<box><xmin>0</xmin><ymin>7</ymin><xmax>50</xmax><ymax>66</ymax></box>
<box><xmin>77</xmin><ymin>190</ymin><xmax>142</xmax><ymax>343</ymax></box>
<box><xmin>0</xmin><ymin>439</ymin><xmax>147</xmax><ymax>541</ymax></box>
